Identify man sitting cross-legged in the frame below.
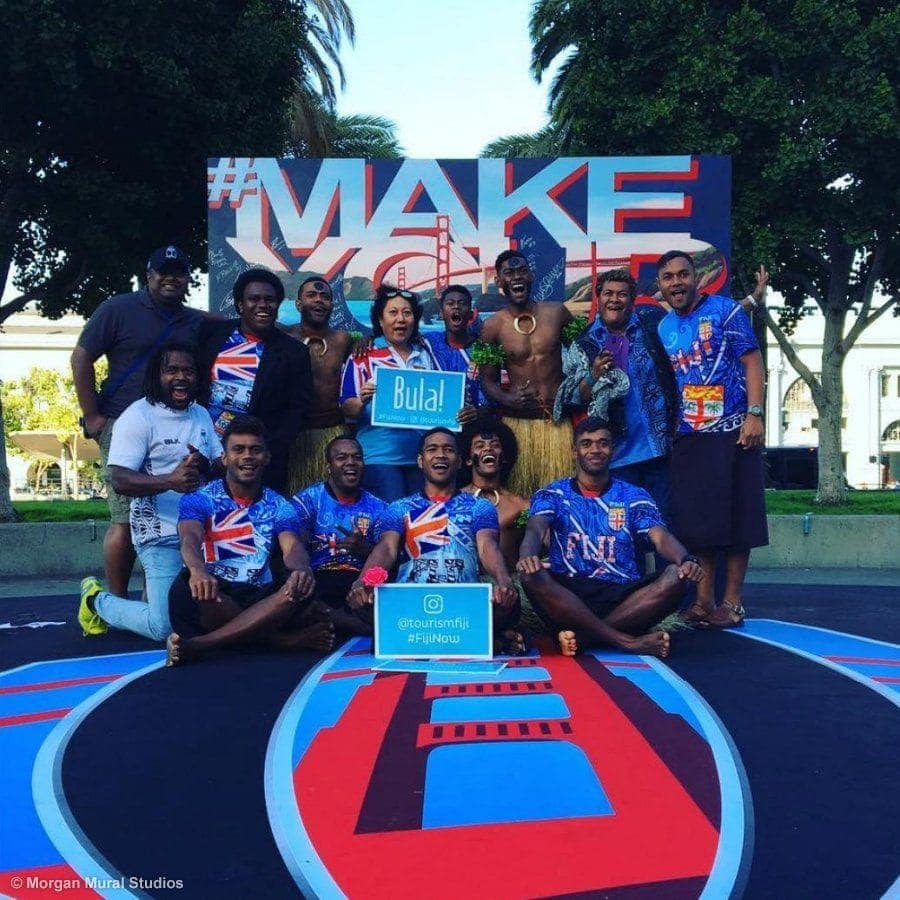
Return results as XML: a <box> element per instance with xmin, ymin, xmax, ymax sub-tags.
<box><xmin>291</xmin><ymin>435</ymin><xmax>386</xmax><ymax>637</ymax></box>
<box><xmin>79</xmin><ymin>342</ymin><xmax>222</xmax><ymax>641</ymax></box>
<box><xmin>166</xmin><ymin>415</ymin><xmax>334</xmax><ymax>666</ymax></box>
<box><xmin>459</xmin><ymin>413</ymin><xmax>529</xmax><ymax>571</ymax></box>
<box><xmin>347</xmin><ymin>427</ymin><xmax>524</xmax><ymax>656</ymax></box>
<box><xmin>517</xmin><ymin>416</ymin><xmax>703</xmax><ymax>658</ymax></box>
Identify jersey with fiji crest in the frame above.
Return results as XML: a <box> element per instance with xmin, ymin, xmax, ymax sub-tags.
<box><xmin>291</xmin><ymin>482</ymin><xmax>386</xmax><ymax>573</ymax></box>
<box><xmin>657</xmin><ymin>294</ymin><xmax>758</xmax><ymax>433</ymax></box>
<box><xmin>178</xmin><ymin>479</ymin><xmax>298</xmax><ymax>585</ymax></box>
<box><xmin>530</xmin><ymin>477</ymin><xmax>663</xmax><ymax>584</ymax></box>
<box><xmin>373</xmin><ymin>492</ymin><xmax>498</xmax><ymax>584</ymax></box>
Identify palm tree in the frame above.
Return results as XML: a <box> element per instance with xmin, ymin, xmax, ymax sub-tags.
<box><xmin>481</xmin><ymin>124</ymin><xmax>563</xmax><ymax>158</ymax></box>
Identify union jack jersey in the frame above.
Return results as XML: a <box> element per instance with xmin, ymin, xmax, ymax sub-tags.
<box><xmin>291</xmin><ymin>482</ymin><xmax>387</xmax><ymax>573</ymax></box>
<box><xmin>179</xmin><ymin>479</ymin><xmax>299</xmax><ymax>585</ymax></box>
<box><xmin>657</xmin><ymin>295</ymin><xmax>758</xmax><ymax>434</ymax></box>
<box><xmin>530</xmin><ymin>477</ymin><xmax>663</xmax><ymax>584</ymax></box>
<box><xmin>374</xmin><ymin>491</ymin><xmax>498</xmax><ymax>583</ymax></box>
<box><xmin>207</xmin><ymin>327</ymin><xmax>265</xmax><ymax>435</ymax></box>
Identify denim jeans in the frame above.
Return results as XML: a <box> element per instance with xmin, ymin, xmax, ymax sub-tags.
<box><xmin>361</xmin><ymin>464</ymin><xmax>423</xmax><ymax>503</ymax></box>
<box><xmin>94</xmin><ymin>536</ymin><xmax>183</xmax><ymax>641</ymax></box>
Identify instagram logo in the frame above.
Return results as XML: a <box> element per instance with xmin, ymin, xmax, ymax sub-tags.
<box><xmin>423</xmin><ymin>594</ymin><xmax>444</xmax><ymax>614</ymax></box>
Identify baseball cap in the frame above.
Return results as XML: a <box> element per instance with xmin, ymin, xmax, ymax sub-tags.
<box><xmin>147</xmin><ymin>245</ymin><xmax>190</xmax><ymax>273</ymax></box>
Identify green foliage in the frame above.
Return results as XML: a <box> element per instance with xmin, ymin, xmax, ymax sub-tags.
<box><xmin>12</xmin><ymin>500</ymin><xmax>110</xmax><ymax>522</ymax></box>
<box><xmin>469</xmin><ymin>341</ymin><xmax>508</xmax><ymax>368</ymax></box>
<box><xmin>2</xmin><ymin>367</ymin><xmax>82</xmax><ymax>435</ymax></box>
<box><xmin>0</xmin><ymin>0</ymin><xmax>308</xmax><ymax>322</ymax></box>
<box><xmin>765</xmin><ymin>490</ymin><xmax>900</xmax><ymax>515</ymax></box>
<box><xmin>561</xmin><ymin>316</ymin><xmax>588</xmax><ymax>346</ymax></box>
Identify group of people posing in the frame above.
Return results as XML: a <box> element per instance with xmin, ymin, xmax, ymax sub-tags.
<box><xmin>72</xmin><ymin>243</ymin><xmax>769</xmax><ymax>664</ymax></box>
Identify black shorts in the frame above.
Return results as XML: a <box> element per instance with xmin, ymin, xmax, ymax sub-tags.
<box><xmin>670</xmin><ymin>430</ymin><xmax>768</xmax><ymax>552</ymax></box>
<box><xmin>168</xmin><ymin>569</ymin><xmax>286</xmax><ymax>639</ymax></box>
<box><xmin>545</xmin><ymin>572</ymin><xmax>659</xmax><ymax>624</ymax></box>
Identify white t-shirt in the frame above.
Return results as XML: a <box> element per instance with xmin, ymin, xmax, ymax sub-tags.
<box><xmin>108</xmin><ymin>398</ymin><xmax>223</xmax><ymax>547</ymax></box>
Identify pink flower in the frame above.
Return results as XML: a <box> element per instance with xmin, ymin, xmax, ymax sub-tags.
<box><xmin>362</xmin><ymin>567</ymin><xmax>388</xmax><ymax>587</ymax></box>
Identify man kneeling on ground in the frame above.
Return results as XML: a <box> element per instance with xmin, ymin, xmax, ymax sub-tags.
<box><xmin>517</xmin><ymin>416</ymin><xmax>702</xmax><ymax>658</ymax></box>
<box><xmin>348</xmin><ymin>427</ymin><xmax>524</xmax><ymax>656</ymax></box>
<box><xmin>291</xmin><ymin>435</ymin><xmax>386</xmax><ymax>637</ymax></box>
<box><xmin>166</xmin><ymin>415</ymin><xmax>333</xmax><ymax>666</ymax></box>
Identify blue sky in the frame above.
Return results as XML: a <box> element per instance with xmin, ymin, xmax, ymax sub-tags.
<box><xmin>334</xmin><ymin>0</ymin><xmax>560</xmax><ymax>157</ymax></box>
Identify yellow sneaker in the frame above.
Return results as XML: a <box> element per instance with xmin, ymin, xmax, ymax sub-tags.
<box><xmin>79</xmin><ymin>576</ymin><xmax>107</xmax><ymax>636</ymax></box>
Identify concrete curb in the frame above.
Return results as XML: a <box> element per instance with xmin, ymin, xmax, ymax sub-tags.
<box><xmin>0</xmin><ymin>516</ymin><xmax>897</xmax><ymax>578</ymax></box>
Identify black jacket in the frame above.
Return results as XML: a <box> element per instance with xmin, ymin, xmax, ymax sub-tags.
<box><xmin>196</xmin><ymin>319</ymin><xmax>312</xmax><ymax>493</ymax></box>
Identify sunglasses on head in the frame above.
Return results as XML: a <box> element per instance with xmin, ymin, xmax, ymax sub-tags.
<box><xmin>384</xmin><ymin>289</ymin><xmax>417</xmax><ymax>300</ymax></box>
<box><xmin>499</xmin><ymin>257</ymin><xmax>529</xmax><ymax>273</ymax></box>
<box><xmin>303</xmin><ymin>280</ymin><xmax>331</xmax><ymax>294</ymax></box>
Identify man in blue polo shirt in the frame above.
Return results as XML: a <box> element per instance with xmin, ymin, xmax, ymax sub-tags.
<box><xmin>517</xmin><ymin>417</ymin><xmax>702</xmax><ymax>657</ymax></box>
<box><xmin>72</xmin><ymin>245</ymin><xmax>206</xmax><ymax>598</ymax></box>
<box><xmin>656</xmin><ymin>250</ymin><xmax>768</xmax><ymax>628</ymax></box>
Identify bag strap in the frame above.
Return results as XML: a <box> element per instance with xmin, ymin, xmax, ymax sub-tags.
<box><xmin>102</xmin><ymin>313</ymin><xmax>177</xmax><ymax>400</ymax></box>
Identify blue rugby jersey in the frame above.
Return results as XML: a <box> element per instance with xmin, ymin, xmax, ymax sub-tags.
<box><xmin>374</xmin><ymin>491</ymin><xmax>498</xmax><ymax>583</ymax></box>
<box><xmin>178</xmin><ymin>479</ymin><xmax>298</xmax><ymax>585</ymax></box>
<box><xmin>291</xmin><ymin>482</ymin><xmax>386</xmax><ymax>573</ymax></box>
<box><xmin>530</xmin><ymin>477</ymin><xmax>663</xmax><ymax>583</ymax></box>
<box><xmin>657</xmin><ymin>294</ymin><xmax>758</xmax><ymax>433</ymax></box>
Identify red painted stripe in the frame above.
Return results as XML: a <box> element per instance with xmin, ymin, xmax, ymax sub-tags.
<box><xmin>0</xmin><ymin>862</ymin><xmax>102</xmax><ymax>898</ymax></box>
<box><xmin>873</xmin><ymin>676</ymin><xmax>900</xmax><ymax>684</ymax></box>
<box><xmin>321</xmin><ymin>668</ymin><xmax>375</xmax><ymax>682</ymax></box>
<box><xmin>0</xmin><ymin>708</ymin><xmax>71</xmax><ymax>728</ymax></box>
<box><xmin>0</xmin><ymin>674</ymin><xmax>121</xmax><ymax>695</ymax></box>
<box><xmin>417</xmin><ymin>718</ymin><xmax>574</xmax><ymax>748</ymax></box>
<box><xmin>825</xmin><ymin>656</ymin><xmax>900</xmax><ymax>666</ymax></box>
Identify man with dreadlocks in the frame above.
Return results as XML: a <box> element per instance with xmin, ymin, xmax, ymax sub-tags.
<box><xmin>460</xmin><ymin>414</ymin><xmax>529</xmax><ymax>570</ymax></box>
<box><xmin>78</xmin><ymin>343</ymin><xmax>222</xmax><ymax>641</ymax></box>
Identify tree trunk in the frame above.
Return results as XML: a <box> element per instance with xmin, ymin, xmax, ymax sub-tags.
<box><xmin>0</xmin><ymin>393</ymin><xmax>19</xmax><ymax>521</ymax></box>
<box><xmin>815</xmin><ymin>309</ymin><xmax>848</xmax><ymax>504</ymax></box>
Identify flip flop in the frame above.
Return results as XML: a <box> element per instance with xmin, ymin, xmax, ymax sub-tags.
<box><xmin>696</xmin><ymin>601</ymin><xmax>745</xmax><ymax>630</ymax></box>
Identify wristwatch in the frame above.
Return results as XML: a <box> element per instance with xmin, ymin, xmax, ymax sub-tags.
<box><xmin>747</xmin><ymin>405</ymin><xmax>763</xmax><ymax>417</ymax></box>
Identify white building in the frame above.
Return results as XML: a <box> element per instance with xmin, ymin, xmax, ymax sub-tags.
<box><xmin>765</xmin><ymin>306</ymin><xmax>900</xmax><ymax>488</ymax></box>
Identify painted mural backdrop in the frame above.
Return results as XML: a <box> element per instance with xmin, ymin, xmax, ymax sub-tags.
<box><xmin>207</xmin><ymin>156</ymin><xmax>731</xmax><ymax>329</ymax></box>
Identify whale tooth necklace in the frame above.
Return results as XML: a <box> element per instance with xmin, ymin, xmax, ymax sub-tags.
<box><xmin>473</xmin><ymin>487</ymin><xmax>501</xmax><ymax>506</ymax></box>
<box><xmin>512</xmin><ymin>314</ymin><xmax>537</xmax><ymax>335</ymax></box>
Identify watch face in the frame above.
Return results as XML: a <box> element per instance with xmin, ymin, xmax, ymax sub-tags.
<box><xmin>748</xmin><ymin>405</ymin><xmax>762</xmax><ymax>416</ymax></box>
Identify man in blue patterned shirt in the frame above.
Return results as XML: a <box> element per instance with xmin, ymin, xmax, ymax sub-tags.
<box><xmin>517</xmin><ymin>417</ymin><xmax>702</xmax><ymax>657</ymax></box>
<box><xmin>292</xmin><ymin>435</ymin><xmax>386</xmax><ymax>636</ymax></box>
<box><xmin>656</xmin><ymin>251</ymin><xmax>768</xmax><ymax>628</ymax></box>
<box><xmin>348</xmin><ymin>427</ymin><xmax>523</xmax><ymax>654</ymax></box>
<box><xmin>166</xmin><ymin>416</ymin><xmax>333</xmax><ymax>665</ymax></box>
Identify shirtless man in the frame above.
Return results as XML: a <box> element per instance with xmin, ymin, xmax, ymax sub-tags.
<box><xmin>284</xmin><ymin>276</ymin><xmax>352</xmax><ymax>491</ymax></box>
<box><xmin>460</xmin><ymin>416</ymin><xmax>528</xmax><ymax>569</ymax></box>
<box><xmin>478</xmin><ymin>250</ymin><xmax>572</xmax><ymax>496</ymax></box>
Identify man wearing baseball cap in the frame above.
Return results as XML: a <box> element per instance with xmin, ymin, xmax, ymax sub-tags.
<box><xmin>72</xmin><ymin>245</ymin><xmax>207</xmax><ymax>598</ymax></box>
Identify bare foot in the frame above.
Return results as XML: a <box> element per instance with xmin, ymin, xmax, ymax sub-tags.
<box><xmin>271</xmin><ymin>621</ymin><xmax>335</xmax><ymax>652</ymax></box>
<box><xmin>494</xmin><ymin>629</ymin><xmax>527</xmax><ymax>657</ymax></box>
<box><xmin>684</xmin><ymin>602</ymin><xmax>714</xmax><ymax>623</ymax></box>
<box><xmin>165</xmin><ymin>633</ymin><xmax>198</xmax><ymax>667</ymax></box>
<box><xmin>558</xmin><ymin>630</ymin><xmax>578</xmax><ymax>656</ymax></box>
<box><xmin>298</xmin><ymin>599</ymin><xmax>333</xmax><ymax>626</ymax></box>
<box><xmin>627</xmin><ymin>631</ymin><xmax>671</xmax><ymax>658</ymax></box>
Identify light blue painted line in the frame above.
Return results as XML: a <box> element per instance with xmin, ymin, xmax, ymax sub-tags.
<box><xmin>1</xmin><ymin>683</ymin><xmax>126</xmax><ymax>718</ymax></box>
<box><xmin>603</xmin><ymin>667</ymin><xmax>704</xmax><ymax>737</ymax></box>
<box><xmin>744</xmin><ymin>619</ymin><xmax>900</xmax><ymax>660</ymax></box>
<box><xmin>881</xmin><ymin>873</ymin><xmax>900</xmax><ymax>899</ymax></box>
<box><xmin>430</xmin><ymin>694</ymin><xmax>570</xmax><ymax>723</ymax></box>
<box><xmin>32</xmin><ymin>656</ymin><xmax>166</xmax><ymax>900</ymax></box>
<box><xmin>646</xmin><ymin>659</ymin><xmax>754</xmax><ymax>900</ymax></box>
<box><xmin>265</xmin><ymin>642</ymin><xmax>350</xmax><ymax>900</ymax></box>
<box><xmin>734</xmin><ymin>624</ymin><xmax>900</xmax><ymax>710</ymax></box>
<box><xmin>0</xmin><ymin>651</ymin><xmax>164</xmax><ymax>687</ymax></box>
<box><xmin>426</xmin><ymin>666</ymin><xmax>550</xmax><ymax>685</ymax></box>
